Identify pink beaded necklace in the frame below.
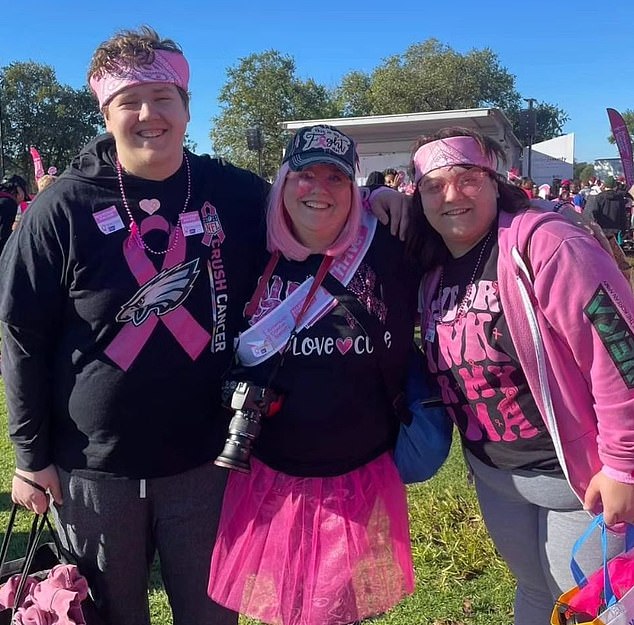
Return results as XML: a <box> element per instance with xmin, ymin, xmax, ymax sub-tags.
<box><xmin>436</xmin><ymin>230</ymin><xmax>493</xmax><ymax>325</ymax></box>
<box><xmin>116</xmin><ymin>152</ymin><xmax>192</xmax><ymax>256</ymax></box>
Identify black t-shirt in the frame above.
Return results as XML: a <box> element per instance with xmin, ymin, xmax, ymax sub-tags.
<box><xmin>424</xmin><ymin>231</ymin><xmax>560</xmax><ymax>472</ymax></box>
<box><xmin>0</xmin><ymin>136</ymin><xmax>269</xmax><ymax>478</ymax></box>
<box><xmin>232</xmin><ymin>222</ymin><xmax>418</xmax><ymax>477</ymax></box>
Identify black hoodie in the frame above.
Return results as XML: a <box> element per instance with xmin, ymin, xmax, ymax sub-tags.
<box><xmin>588</xmin><ymin>188</ymin><xmax>629</xmax><ymax>233</ymax></box>
<box><xmin>0</xmin><ymin>134</ymin><xmax>269</xmax><ymax>478</ymax></box>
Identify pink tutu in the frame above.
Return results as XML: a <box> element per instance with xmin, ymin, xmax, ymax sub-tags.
<box><xmin>208</xmin><ymin>452</ymin><xmax>414</xmax><ymax>625</ymax></box>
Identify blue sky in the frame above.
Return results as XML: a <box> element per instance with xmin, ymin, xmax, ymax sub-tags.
<box><xmin>2</xmin><ymin>0</ymin><xmax>632</xmax><ymax>164</ymax></box>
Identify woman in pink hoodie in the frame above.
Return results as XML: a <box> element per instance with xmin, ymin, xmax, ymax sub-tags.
<box><xmin>407</xmin><ymin>127</ymin><xmax>634</xmax><ymax>625</ymax></box>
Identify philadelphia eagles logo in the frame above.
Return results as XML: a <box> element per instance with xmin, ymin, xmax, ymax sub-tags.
<box><xmin>116</xmin><ymin>259</ymin><xmax>201</xmax><ymax>326</ymax></box>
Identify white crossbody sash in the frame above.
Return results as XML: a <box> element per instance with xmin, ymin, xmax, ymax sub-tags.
<box><xmin>236</xmin><ymin>211</ymin><xmax>377</xmax><ymax>367</ymax></box>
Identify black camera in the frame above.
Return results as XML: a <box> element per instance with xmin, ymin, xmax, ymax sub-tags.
<box><xmin>214</xmin><ymin>381</ymin><xmax>282</xmax><ymax>473</ymax></box>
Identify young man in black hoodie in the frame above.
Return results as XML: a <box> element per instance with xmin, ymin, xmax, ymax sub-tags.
<box><xmin>0</xmin><ymin>26</ymin><xmax>268</xmax><ymax>625</ymax></box>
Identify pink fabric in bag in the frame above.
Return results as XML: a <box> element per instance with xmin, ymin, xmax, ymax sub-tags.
<box><xmin>0</xmin><ymin>564</ymin><xmax>89</xmax><ymax>625</ymax></box>
<box><xmin>568</xmin><ymin>551</ymin><xmax>634</xmax><ymax>616</ymax></box>
<box><xmin>0</xmin><ymin>575</ymin><xmax>38</xmax><ymax>609</ymax></box>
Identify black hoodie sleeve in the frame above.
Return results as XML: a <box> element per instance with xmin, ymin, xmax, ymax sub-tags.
<box><xmin>0</xmin><ymin>194</ymin><xmax>69</xmax><ymax>470</ymax></box>
<box><xmin>1</xmin><ymin>322</ymin><xmax>56</xmax><ymax>470</ymax></box>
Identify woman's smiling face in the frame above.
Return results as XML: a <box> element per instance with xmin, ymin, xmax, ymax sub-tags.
<box><xmin>283</xmin><ymin>163</ymin><xmax>352</xmax><ymax>253</ymax></box>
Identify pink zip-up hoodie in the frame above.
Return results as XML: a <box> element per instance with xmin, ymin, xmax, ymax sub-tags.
<box><xmin>420</xmin><ymin>208</ymin><xmax>634</xmax><ymax>505</ymax></box>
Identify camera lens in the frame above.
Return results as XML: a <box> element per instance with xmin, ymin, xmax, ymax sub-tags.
<box><xmin>214</xmin><ymin>382</ymin><xmax>281</xmax><ymax>473</ymax></box>
<box><xmin>214</xmin><ymin>408</ymin><xmax>261</xmax><ymax>473</ymax></box>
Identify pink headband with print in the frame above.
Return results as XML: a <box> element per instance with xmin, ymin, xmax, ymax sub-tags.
<box><xmin>413</xmin><ymin>136</ymin><xmax>496</xmax><ymax>184</ymax></box>
<box><xmin>89</xmin><ymin>50</ymin><xmax>189</xmax><ymax>108</ymax></box>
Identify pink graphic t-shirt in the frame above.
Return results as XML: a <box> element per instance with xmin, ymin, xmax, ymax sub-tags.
<box><xmin>424</xmin><ymin>234</ymin><xmax>560</xmax><ymax>472</ymax></box>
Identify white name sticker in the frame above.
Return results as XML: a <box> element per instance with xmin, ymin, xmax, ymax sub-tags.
<box><xmin>93</xmin><ymin>206</ymin><xmax>125</xmax><ymax>234</ymax></box>
<box><xmin>181</xmin><ymin>211</ymin><xmax>204</xmax><ymax>236</ymax></box>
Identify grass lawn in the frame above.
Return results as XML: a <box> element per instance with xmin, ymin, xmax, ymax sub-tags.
<box><xmin>0</xmin><ymin>382</ymin><xmax>514</xmax><ymax>625</ymax></box>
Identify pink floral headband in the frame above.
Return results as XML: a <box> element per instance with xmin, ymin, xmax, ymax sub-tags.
<box><xmin>89</xmin><ymin>49</ymin><xmax>189</xmax><ymax>108</ymax></box>
<box><xmin>413</xmin><ymin>136</ymin><xmax>496</xmax><ymax>184</ymax></box>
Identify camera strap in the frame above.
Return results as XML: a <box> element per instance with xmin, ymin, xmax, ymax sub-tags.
<box><xmin>321</xmin><ymin>273</ymin><xmax>408</xmax><ymax>422</ymax></box>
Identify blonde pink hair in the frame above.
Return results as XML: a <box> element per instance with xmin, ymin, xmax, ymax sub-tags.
<box><xmin>266</xmin><ymin>162</ymin><xmax>363</xmax><ymax>261</ymax></box>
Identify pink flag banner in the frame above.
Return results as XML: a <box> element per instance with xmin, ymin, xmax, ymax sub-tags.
<box><xmin>29</xmin><ymin>146</ymin><xmax>45</xmax><ymax>181</ymax></box>
<box><xmin>607</xmin><ymin>108</ymin><xmax>634</xmax><ymax>189</ymax></box>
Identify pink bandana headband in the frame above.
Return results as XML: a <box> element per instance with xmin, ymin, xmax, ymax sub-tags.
<box><xmin>413</xmin><ymin>136</ymin><xmax>496</xmax><ymax>184</ymax></box>
<box><xmin>89</xmin><ymin>50</ymin><xmax>190</xmax><ymax>108</ymax></box>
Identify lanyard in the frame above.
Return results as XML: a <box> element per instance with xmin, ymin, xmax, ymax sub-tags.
<box><xmin>244</xmin><ymin>251</ymin><xmax>334</xmax><ymax>329</ymax></box>
<box><xmin>240</xmin><ymin>253</ymin><xmax>335</xmax><ymax>386</ymax></box>
<box><xmin>294</xmin><ymin>255</ymin><xmax>334</xmax><ymax>328</ymax></box>
<box><xmin>244</xmin><ymin>251</ymin><xmax>281</xmax><ymax>318</ymax></box>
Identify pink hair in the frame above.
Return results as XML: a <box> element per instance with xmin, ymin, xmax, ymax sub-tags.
<box><xmin>266</xmin><ymin>162</ymin><xmax>363</xmax><ymax>261</ymax></box>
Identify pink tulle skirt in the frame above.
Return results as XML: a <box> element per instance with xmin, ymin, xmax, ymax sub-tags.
<box><xmin>208</xmin><ymin>452</ymin><xmax>414</xmax><ymax>625</ymax></box>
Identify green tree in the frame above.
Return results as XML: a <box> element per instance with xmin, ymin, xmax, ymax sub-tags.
<box><xmin>506</xmin><ymin>102</ymin><xmax>569</xmax><ymax>145</ymax></box>
<box><xmin>1</xmin><ymin>62</ymin><xmax>103</xmax><ymax>185</ymax></box>
<box><xmin>211</xmin><ymin>50</ymin><xmax>338</xmax><ymax>179</ymax></box>
<box><xmin>184</xmin><ymin>133</ymin><xmax>197</xmax><ymax>152</ymax></box>
<box><xmin>335</xmin><ymin>71</ymin><xmax>373</xmax><ymax>117</ymax></box>
<box><xmin>578</xmin><ymin>164</ymin><xmax>596</xmax><ymax>183</ymax></box>
<box><xmin>574</xmin><ymin>161</ymin><xmax>592</xmax><ymax>180</ymax></box>
<box><xmin>335</xmin><ymin>39</ymin><xmax>567</xmax><ymax>143</ymax></box>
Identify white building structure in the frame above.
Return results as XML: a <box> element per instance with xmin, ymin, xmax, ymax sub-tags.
<box><xmin>282</xmin><ymin>108</ymin><xmax>523</xmax><ymax>184</ymax></box>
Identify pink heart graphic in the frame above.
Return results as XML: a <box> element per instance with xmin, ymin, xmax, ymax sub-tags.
<box><xmin>336</xmin><ymin>337</ymin><xmax>353</xmax><ymax>355</ymax></box>
<box><xmin>139</xmin><ymin>198</ymin><xmax>161</xmax><ymax>215</ymax></box>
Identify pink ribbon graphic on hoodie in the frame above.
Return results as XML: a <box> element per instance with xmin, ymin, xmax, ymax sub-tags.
<box><xmin>104</xmin><ymin>215</ymin><xmax>211</xmax><ymax>371</ymax></box>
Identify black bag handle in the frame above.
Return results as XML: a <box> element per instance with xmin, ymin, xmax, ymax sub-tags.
<box><xmin>0</xmin><ymin>504</ymin><xmax>40</xmax><ymax>575</ymax></box>
<box><xmin>0</xmin><ymin>504</ymin><xmax>65</xmax><ymax>613</ymax></box>
<box><xmin>12</xmin><ymin>511</ymin><xmax>50</xmax><ymax>609</ymax></box>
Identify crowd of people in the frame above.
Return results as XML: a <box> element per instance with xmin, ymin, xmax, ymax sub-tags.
<box><xmin>2</xmin><ymin>24</ymin><xmax>634</xmax><ymax>625</ymax></box>
<box><xmin>511</xmin><ymin>171</ymin><xmax>633</xmax><ymax>220</ymax></box>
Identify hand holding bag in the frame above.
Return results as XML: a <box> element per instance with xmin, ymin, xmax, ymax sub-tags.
<box><xmin>551</xmin><ymin>514</ymin><xmax>634</xmax><ymax>625</ymax></box>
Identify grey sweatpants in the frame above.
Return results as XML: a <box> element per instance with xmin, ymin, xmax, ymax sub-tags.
<box><xmin>51</xmin><ymin>462</ymin><xmax>236</xmax><ymax>625</ymax></box>
<box><xmin>466</xmin><ymin>450</ymin><xmax>624</xmax><ymax>625</ymax></box>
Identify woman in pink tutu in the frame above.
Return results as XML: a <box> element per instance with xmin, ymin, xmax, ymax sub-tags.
<box><xmin>207</xmin><ymin>124</ymin><xmax>417</xmax><ymax>625</ymax></box>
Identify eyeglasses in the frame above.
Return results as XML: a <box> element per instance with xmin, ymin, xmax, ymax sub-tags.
<box><xmin>419</xmin><ymin>169</ymin><xmax>489</xmax><ymax>197</ymax></box>
<box><xmin>286</xmin><ymin>168</ymin><xmax>350</xmax><ymax>189</ymax></box>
